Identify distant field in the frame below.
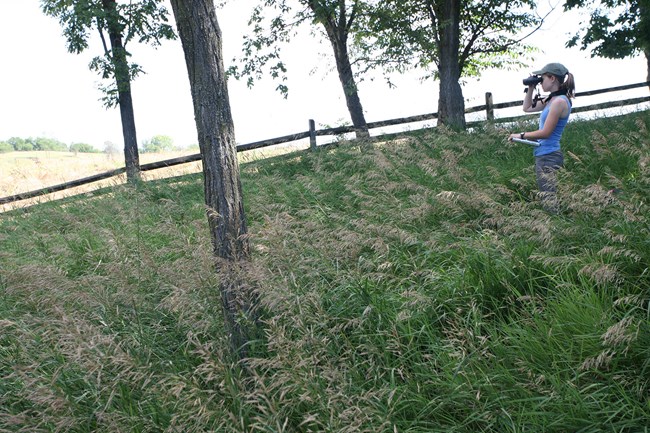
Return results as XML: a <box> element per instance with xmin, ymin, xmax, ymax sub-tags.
<box><xmin>0</xmin><ymin>150</ymin><xmax>202</xmax><ymax>211</ymax></box>
<box><xmin>0</xmin><ymin>144</ymin><xmax>304</xmax><ymax>211</ymax></box>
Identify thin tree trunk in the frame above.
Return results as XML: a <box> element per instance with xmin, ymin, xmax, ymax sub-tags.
<box><xmin>116</xmin><ymin>83</ymin><xmax>140</xmax><ymax>182</ymax></box>
<box><xmin>311</xmin><ymin>0</ymin><xmax>369</xmax><ymax>139</ymax></box>
<box><xmin>330</xmin><ymin>39</ymin><xmax>370</xmax><ymax>138</ymax></box>
<box><xmin>169</xmin><ymin>0</ymin><xmax>254</xmax><ymax>360</ymax></box>
<box><xmin>102</xmin><ymin>0</ymin><xmax>141</xmax><ymax>183</ymax></box>
<box><xmin>436</xmin><ymin>0</ymin><xmax>466</xmax><ymax>130</ymax></box>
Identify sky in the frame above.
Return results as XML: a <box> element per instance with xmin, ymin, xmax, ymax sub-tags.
<box><xmin>0</xmin><ymin>0</ymin><xmax>648</xmax><ymax>150</ymax></box>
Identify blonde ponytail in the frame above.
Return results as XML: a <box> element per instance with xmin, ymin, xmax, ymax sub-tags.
<box><xmin>561</xmin><ymin>72</ymin><xmax>575</xmax><ymax>99</ymax></box>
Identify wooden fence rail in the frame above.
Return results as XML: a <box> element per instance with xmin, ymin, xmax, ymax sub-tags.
<box><xmin>2</xmin><ymin>81</ymin><xmax>649</xmax><ymax>206</ymax></box>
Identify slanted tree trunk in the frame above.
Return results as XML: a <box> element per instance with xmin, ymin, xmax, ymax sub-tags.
<box><xmin>327</xmin><ymin>33</ymin><xmax>370</xmax><ymax>138</ymax></box>
<box><xmin>101</xmin><ymin>0</ymin><xmax>140</xmax><ymax>183</ymax></box>
<box><xmin>309</xmin><ymin>0</ymin><xmax>369</xmax><ymax>138</ymax></box>
<box><xmin>436</xmin><ymin>0</ymin><xmax>466</xmax><ymax>129</ymax></box>
<box><xmin>169</xmin><ymin>0</ymin><xmax>254</xmax><ymax>359</ymax></box>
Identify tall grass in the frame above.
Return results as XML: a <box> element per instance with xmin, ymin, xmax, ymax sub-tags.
<box><xmin>1</xmin><ymin>111</ymin><xmax>648</xmax><ymax>432</ymax></box>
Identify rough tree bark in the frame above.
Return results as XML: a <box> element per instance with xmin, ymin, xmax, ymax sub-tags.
<box><xmin>436</xmin><ymin>0</ymin><xmax>466</xmax><ymax>129</ymax></box>
<box><xmin>101</xmin><ymin>0</ymin><xmax>141</xmax><ymax>183</ymax></box>
<box><xmin>169</xmin><ymin>0</ymin><xmax>254</xmax><ymax>359</ymax></box>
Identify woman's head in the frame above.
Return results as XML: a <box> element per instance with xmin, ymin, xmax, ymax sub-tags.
<box><xmin>533</xmin><ymin>63</ymin><xmax>576</xmax><ymax>98</ymax></box>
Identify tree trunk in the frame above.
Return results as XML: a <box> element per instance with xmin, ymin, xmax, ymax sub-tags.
<box><xmin>169</xmin><ymin>0</ymin><xmax>254</xmax><ymax>359</ymax></box>
<box><xmin>312</xmin><ymin>1</ymin><xmax>369</xmax><ymax>139</ymax></box>
<box><xmin>102</xmin><ymin>0</ymin><xmax>141</xmax><ymax>183</ymax></box>
<box><xmin>330</xmin><ymin>39</ymin><xmax>370</xmax><ymax>138</ymax></box>
<box><xmin>436</xmin><ymin>0</ymin><xmax>466</xmax><ymax>130</ymax></box>
<box><xmin>116</xmin><ymin>85</ymin><xmax>141</xmax><ymax>183</ymax></box>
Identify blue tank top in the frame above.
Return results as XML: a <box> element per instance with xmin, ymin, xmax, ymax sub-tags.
<box><xmin>535</xmin><ymin>95</ymin><xmax>571</xmax><ymax>157</ymax></box>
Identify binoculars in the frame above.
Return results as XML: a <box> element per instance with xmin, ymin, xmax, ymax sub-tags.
<box><xmin>523</xmin><ymin>75</ymin><xmax>543</xmax><ymax>86</ymax></box>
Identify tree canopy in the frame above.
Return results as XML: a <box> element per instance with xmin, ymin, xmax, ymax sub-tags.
<box><xmin>363</xmin><ymin>0</ymin><xmax>542</xmax><ymax>80</ymax></box>
<box><xmin>41</xmin><ymin>0</ymin><xmax>176</xmax><ymax>108</ymax></box>
<box><xmin>564</xmin><ymin>0</ymin><xmax>650</xmax><ymax>81</ymax></box>
<box><xmin>564</xmin><ymin>0</ymin><xmax>649</xmax><ymax>59</ymax></box>
<box><xmin>358</xmin><ymin>0</ymin><xmax>543</xmax><ymax>128</ymax></box>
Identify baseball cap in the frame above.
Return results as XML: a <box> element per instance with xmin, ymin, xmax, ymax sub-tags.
<box><xmin>532</xmin><ymin>62</ymin><xmax>569</xmax><ymax>77</ymax></box>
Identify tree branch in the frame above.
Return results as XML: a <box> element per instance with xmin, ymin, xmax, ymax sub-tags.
<box><xmin>347</xmin><ymin>0</ymin><xmax>359</xmax><ymax>31</ymax></box>
<box><xmin>96</xmin><ymin>17</ymin><xmax>111</xmax><ymax>57</ymax></box>
<box><xmin>425</xmin><ymin>1</ymin><xmax>441</xmax><ymax>48</ymax></box>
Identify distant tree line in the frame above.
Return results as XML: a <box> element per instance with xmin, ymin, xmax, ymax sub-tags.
<box><xmin>139</xmin><ymin>135</ymin><xmax>199</xmax><ymax>153</ymax></box>
<box><xmin>0</xmin><ymin>135</ymin><xmax>196</xmax><ymax>154</ymax></box>
<box><xmin>0</xmin><ymin>137</ymin><xmax>99</xmax><ymax>153</ymax></box>
<box><xmin>140</xmin><ymin>135</ymin><xmax>175</xmax><ymax>153</ymax></box>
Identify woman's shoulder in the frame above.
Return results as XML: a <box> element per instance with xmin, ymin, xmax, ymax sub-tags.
<box><xmin>551</xmin><ymin>94</ymin><xmax>570</xmax><ymax>104</ymax></box>
<box><xmin>550</xmin><ymin>95</ymin><xmax>571</xmax><ymax>109</ymax></box>
<box><xmin>550</xmin><ymin>95</ymin><xmax>571</xmax><ymax>118</ymax></box>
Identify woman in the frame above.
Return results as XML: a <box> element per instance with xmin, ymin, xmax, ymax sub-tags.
<box><xmin>509</xmin><ymin>62</ymin><xmax>576</xmax><ymax>214</ymax></box>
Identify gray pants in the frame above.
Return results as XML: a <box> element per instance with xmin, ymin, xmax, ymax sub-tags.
<box><xmin>535</xmin><ymin>150</ymin><xmax>564</xmax><ymax>214</ymax></box>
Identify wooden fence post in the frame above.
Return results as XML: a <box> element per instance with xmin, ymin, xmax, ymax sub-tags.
<box><xmin>309</xmin><ymin>119</ymin><xmax>317</xmax><ymax>151</ymax></box>
<box><xmin>485</xmin><ymin>92</ymin><xmax>494</xmax><ymax>121</ymax></box>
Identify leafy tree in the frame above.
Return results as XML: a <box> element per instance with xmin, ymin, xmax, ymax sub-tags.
<box><xmin>564</xmin><ymin>0</ymin><xmax>650</xmax><ymax>83</ymax></box>
<box><xmin>12</xmin><ymin>138</ymin><xmax>35</xmax><ymax>151</ymax></box>
<box><xmin>0</xmin><ymin>141</ymin><xmax>12</xmax><ymax>153</ymax></box>
<box><xmin>70</xmin><ymin>142</ymin><xmax>99</xmax><ymax>153</ymax></box>
<box><xmin>141</xmin><ymin>135</ymin><xmax>174</xmax><ymax>153</ymax></box>
<box><xmin>14</xmin><ymin>142</ymin><xmax>34</xmax><ymax>152</ymax></box>
<box><xmin>230</xmin><ymin>0</ymin><xmax>374</xmax><ymax>138</ymax></box>
<box><xmin>41</xmin><ymin>0</ymin><xmax>176</xmax><ymax>182</ymax></box>
<box><xmin>7</xmin><ymin>137</ymin><xmax>29</xmax><ymax>151</ymax></box>
<box><xmin>34</xmin><ymin>137</ymin><xmax>68</xmax><ymax>151</ymax></box>
<box><xmin>170</xmin><ymin>0</ymin><xmax>256</xmax><ymax>359</ymax></box>
<box><xmin>364</xmin><ymin>0</ymin><xmax>543</xmax><ymax>129</ymax></box>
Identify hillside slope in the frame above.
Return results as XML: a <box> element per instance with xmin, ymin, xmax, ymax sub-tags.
<box><xmin>1</xmin><ymin>111</ymin><xmax>649</xmax><ymax>432</ymax></box>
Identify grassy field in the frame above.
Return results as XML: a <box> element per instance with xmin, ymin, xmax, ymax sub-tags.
<box><xmin>1</xmin><ymin>112</ymin><xmax>649</xmax><ymax>432</ymax></box>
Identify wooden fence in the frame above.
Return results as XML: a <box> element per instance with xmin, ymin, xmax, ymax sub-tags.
<box><xmin>1</xmin><ymin>81</ymin><xmax>649</xmax><ymax>206</ymax></box>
